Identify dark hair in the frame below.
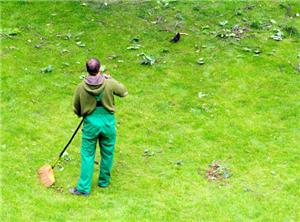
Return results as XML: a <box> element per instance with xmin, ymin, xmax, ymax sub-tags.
<box><xmin>86</xmin><ymin>58</ymin><xmax>101</xmax><ymax>75</ymax></box>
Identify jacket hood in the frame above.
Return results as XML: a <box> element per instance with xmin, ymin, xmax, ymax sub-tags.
<box><xmin>83</xmin><ymin>78</ymin><xmax>106</xmax><ymax>96</ymax></box>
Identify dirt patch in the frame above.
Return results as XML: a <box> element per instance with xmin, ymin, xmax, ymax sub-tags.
<box><xmin>205</xmin><ymin>160</ymin><xmax>231</xmax><ymax>181</ymax></box>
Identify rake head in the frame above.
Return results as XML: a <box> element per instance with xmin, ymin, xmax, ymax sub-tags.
<box><xmin>38</xmin><ymin>164</ymin><xmax>55</xmax><ymax>187</ymax></box>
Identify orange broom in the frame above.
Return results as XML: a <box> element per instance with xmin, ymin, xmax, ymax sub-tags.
<box><xmin>38</xmin><ymin>119</ymin><xmax>84</xmax><ymax>187</ymax></box>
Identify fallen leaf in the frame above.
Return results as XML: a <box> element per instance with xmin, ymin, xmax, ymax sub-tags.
<box><xmin>198</xmin><ymin>92</ymin><xmax>206</xmax><ymax>98</ymax></box>
<box><xmin>201</xmin><ymin>25</ymin><xmax>210</xmax><ymax>30</ymax></box>
<box><xmin>254</xmin><ymin>48</ymin><xmax>261</xmax><ymax>54</ymax></box>
<box><xmin>107</xmin><ymin>55</ymin><xmax>118</xmax><ymax>60</ymax></box>
<box><xmin>65</xmin><ymin>33</ymin><xmax>72</xmax><ymax>40</ymax></box>
<box><xmin>127</xmin><ymin>44</ymin><xmax>142</xmax><ymax>50</ymax></box>
<box><xmin>143</xmin><ymin>149</ymin><xmax>155</xmax><ymax>157</ymax></box>
<box><xmin>174</xmin><ymin>160</ymin><xmax>184</xmax><ymax>166</ymax></box>
<box><xmin>141</xmin><ymin>54</ymin><xmax>155</xmax><ymax>65</ymax></box>
<box><xmin>76</xmin><ymin>41</ymin><xmax>86</xmax><ymax>47</ymax></box>
<box><xmin>8</xmin><ymin>46</ymin><xmax>18</xmax><ymax>50</ymax></box>
<box><xmin>243</xmin><ymin>47</ymin><xmax>252</xmax><ymax>52</ymax></box>
<box><xmin>61</xmin><ymin>49</ymin><xmax>69</xmax><ymax>53</ymax></box>
<box><xmin>219</xmin><ymin>20</ymin><xmax>228</xmax><ymax>26</ymax></box>
<box><xmin>235</xmin><ymin>10</ymin><xmax>242</xmax><ymax>16</ymax></box>
<box><xmin>62</xmin><ymin>151</ymin><xmax>71</xmax><ymax>161</ymax></box>
<box><xmin>271</xmin><ymin>29</ymin><xmax>284</xmax><ymax>41</ymax></box>
<box><xmin>62</xmin><ymin>62</ymin><xmax>70</xmax><ymax>67</ymax></box>
<box><xmin>197</xmin><ymin>58</ymin><xmax>205</xmax><ymax>65</ymax></box>
<box><xmin>41</xmin><ymin>65</ymin><xmax>53</xmax><ymax>73</ymax></box>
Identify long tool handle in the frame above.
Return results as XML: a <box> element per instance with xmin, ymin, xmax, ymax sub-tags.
<box><xmin>52</xmin><ymin>118</ymin><xmax>84</xmax><ymax>168</ymax></box>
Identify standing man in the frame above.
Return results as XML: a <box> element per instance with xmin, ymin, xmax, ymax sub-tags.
<box><xmin>69</xmin><ymin>58</ymin><xmax>128</xmax><ymax>196</ymax></box>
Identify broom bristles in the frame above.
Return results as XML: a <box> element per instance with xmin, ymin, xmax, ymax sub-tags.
<box><xmin>38</xmin><ymin>164</ymin><xmax>55</xmax><ymax>187</ymax></box>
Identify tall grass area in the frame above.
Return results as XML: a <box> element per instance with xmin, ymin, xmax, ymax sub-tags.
<box><xmin>1</xmin><ymin>1</ymin><xmax>299</xmax><ymax>221</ymax></box>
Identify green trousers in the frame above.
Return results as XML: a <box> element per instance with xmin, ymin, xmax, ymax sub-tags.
<box><xmin>76</xmin><ymin>107</ymin><xmax>116</xmax><ymax>193</ymax></box>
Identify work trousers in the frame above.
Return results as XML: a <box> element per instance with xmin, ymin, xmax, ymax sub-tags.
<box><xmin>76</xmin><ymin>107</ymin><xmax>116</xmax><ymax>193</ymax></box>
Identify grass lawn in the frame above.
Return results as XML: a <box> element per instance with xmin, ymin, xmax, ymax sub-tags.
<box><xmin>1</xmin><ymin>0</ymin><xmax>300</xmax><ymax>221</ymax></box>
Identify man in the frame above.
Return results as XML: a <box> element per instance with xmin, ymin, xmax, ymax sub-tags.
<box><xmin>69</xmin><ymin>58</ymin><xmax>128</xmax><ymax>196</ymax></box>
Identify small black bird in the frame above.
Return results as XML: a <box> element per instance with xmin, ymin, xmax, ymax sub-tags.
<box><xmin>170</xmin><ymin>32</ymin><xmax>180</xmax><ymax>43</ymax></box>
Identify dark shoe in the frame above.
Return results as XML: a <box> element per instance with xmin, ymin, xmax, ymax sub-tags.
<box><xmin>69</xmin><ymin>188</ymin><xmax>89</xmax><ymax>196</ymax></box>
<box><xmin>98</xmin><ymin>185</ymin><xmax>109</xmax><ymax>189</ymax></box>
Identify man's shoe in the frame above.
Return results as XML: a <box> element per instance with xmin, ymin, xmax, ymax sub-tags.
<box><xmin>98</xmin><ymin>185</ymin><xmax>109</xmax><ymax>189</ymax></box>
<box><xmin>69</xmin><ymin>188</ymin><xmax>89</xmax><ymax>196</ymax></box>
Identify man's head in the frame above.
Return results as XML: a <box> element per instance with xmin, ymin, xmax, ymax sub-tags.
<box><xmin>86</xmin><ymin>58</ymin><xmax>101</xmax><ymax>76</ymax></box>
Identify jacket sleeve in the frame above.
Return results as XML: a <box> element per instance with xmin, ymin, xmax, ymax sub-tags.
<box><xmin>73</xmin><ymin>85</ymin><xmax>81</xmax><ymax>117</ymax></box>
<box><xmin>111</xmin><ymin>78</ymin><xmax>128</xmax><ymax>97</ymax></box>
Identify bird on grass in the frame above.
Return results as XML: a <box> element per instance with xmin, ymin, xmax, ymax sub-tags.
<box><xmin>170</xmin><ymin>32</ymin><xmax>180</xmax><ymax>43</ymax></box>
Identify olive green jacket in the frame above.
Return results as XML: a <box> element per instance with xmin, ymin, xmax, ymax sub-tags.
<box><xmin>73</xmin><ymin>77</ymin><xmax>128</xmax><ymax>117</ymax></box>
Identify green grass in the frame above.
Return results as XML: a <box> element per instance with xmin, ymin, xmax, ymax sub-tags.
<box><xmin>1</xmin><ymin>0</ymin><xmax>300</xmax><ymax>221</ymax></box>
